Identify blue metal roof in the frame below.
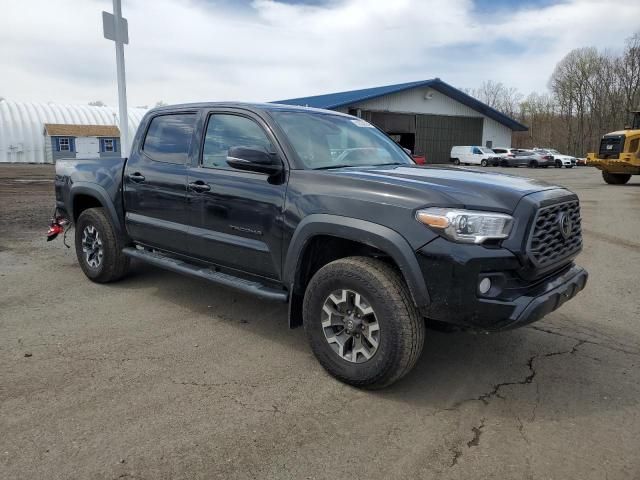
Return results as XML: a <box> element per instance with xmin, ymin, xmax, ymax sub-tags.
<box><xmin>274</xmin><ymin>78</ymin><xmax>528</xmax><ymax>132</ymax></box>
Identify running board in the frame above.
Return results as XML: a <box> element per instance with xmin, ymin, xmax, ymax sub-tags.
<box><xmin>122</xmin><ymin>247</ymin><xmax>288</xmax><ymax>302</ymax></box>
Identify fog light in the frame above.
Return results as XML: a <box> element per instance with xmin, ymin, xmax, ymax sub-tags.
<box><xmin>479</xmin><ymin>277</ymin><xmax>492</xmax><ymax>294</ymax></box>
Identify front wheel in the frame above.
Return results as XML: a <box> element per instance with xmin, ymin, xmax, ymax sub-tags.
<box><xmin>529</xmin><ymin>160</ymin><xmax>538</xmax><ymax>168</ymax></box>
<box><xmin>75</xmin><ymin>208</ymin><xmax>130</xmax><ymax>283</ymax></box>
<box><xmin>602</xmin><ymin>172</ymin><xmax>631</xmax><ymax>185</ymax></box>
<box><xmin>303</xmin><ymin>257</ymin><xmax>425</xmax><ymax>389</ymax></box>
<box><xmin>555</xmin><ymin>160</ymin><xmax>563</xmax><ymax>168</ymax></box>
<box><xmin>481</xmin><ymin>159</ymin><xmax>488</xmax><ymax>167</ymax></box>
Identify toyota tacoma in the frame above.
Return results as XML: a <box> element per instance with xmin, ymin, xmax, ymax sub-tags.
<box><xmin>51</xmin><ymin>103</ymin><xmax>588</xmax><ymax>388</ymax></box>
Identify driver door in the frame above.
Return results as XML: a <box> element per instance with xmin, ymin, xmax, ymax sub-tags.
<box><xmin>185</xmin><ymin>110</ymin><xmax>287</xmax><ymax>279</ymax></box>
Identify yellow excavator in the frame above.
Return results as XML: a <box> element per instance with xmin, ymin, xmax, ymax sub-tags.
<box><xmin>587</xmin><ymin>111</ymin><xmax>640</xmax><ymax>184</ymax></box>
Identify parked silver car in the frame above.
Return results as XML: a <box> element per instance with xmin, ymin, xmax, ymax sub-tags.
<box><xmin>499</xmin><ymin>150</ymin><xmax>554</xmax><ymax>168</ymax></box>
<box><xmin>534</xmin><ymin>148</ymin><xmax>577</xmax><ymax>168</ymax></box>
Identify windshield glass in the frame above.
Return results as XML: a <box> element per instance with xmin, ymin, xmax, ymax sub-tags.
<box><xmin>271</xmin><ymin>111</ymin><xmax>413</xmax><ymax>169</ymax></box>
<box><xmin>549</xmin><ymin>149</ymin><xmax>560</xmax><ymax>154</ymax></box>
<box><xmin>480</xmin><ymin>147</ymin><xmax>494</xmax><ymax>154</ymax></box>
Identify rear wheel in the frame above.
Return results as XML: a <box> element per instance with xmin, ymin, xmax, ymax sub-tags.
<box><xmin>602</xmin><ymin>171</ymin><xmax>631</xmax><ymax>185</ymax></box>
<box><xmin>303</xmin><ymin>257</ymin><xmax>425</xmax><ymax>389</ymax></box>
<box><xmin>75</xmin><ymin>208</ymin><xmax>130</xmax><ymax>283</ymax></box>
<box><xmin>480</xmin><ymin>159</ymin><xmax>488</xmax><ymax>167</ymax></box>
<box><xmin>452</xmin><ymin>158</ymin><xmax>460</xmax><ymax>165</ymax></box>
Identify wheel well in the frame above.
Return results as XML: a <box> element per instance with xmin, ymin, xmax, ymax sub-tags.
<box><xmin>288</xmin><ymin>235</ymin><xmax>401</xmax><ymax>328</ymax></box>
<box><xmin>73</xmin><ymin>194</ymin><xmax>103</xmax><ymax>222</ymax></box>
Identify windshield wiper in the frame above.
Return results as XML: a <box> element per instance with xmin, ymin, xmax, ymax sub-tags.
<box><xmin>313</xmin><ymin>164</ymin><xmax>356</xmax><ymax>170</ymax></box>
<box><xmin>313</xmin><ymin>162</ymin><xmax>406</xmax><ymax>171</ymax></box>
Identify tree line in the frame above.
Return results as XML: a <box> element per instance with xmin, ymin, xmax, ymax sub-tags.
<box><xmin>467</xmin><ymin>31</ymin><xmax>640</xmax><ymax>157</ymax></box>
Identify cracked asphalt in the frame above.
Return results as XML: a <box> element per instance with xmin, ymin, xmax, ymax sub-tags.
<box><xmin>1</xmin><ymin>164</ymin><xmax>639</xmax><ymax>479</ymax></box>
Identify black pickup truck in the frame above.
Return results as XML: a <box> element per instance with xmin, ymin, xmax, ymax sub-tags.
<box><xmin>52</xmin><ymin>103</ymin><xmax>588</xmax><ymax>388</ymax></box>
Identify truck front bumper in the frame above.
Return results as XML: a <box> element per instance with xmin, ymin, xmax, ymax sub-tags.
<box><xmin>417</xmin><ymin>239</ymin><xmax>588</xmax><ymax>332</ymax></box>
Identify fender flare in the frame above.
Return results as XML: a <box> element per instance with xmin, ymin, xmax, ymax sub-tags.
<box><xmin>283</xmin><ymin>214</ymin><xmax>430</xmax><ymax>307</ymax></box>
<box><xmin>69</xmin><ymin>183</ymin><xmax>124</xmax><ymax>235</ymax></box>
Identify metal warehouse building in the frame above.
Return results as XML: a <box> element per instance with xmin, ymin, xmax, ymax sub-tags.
<box><xmin>276</xmin><ymin>78</ymin><xmax>528</xmax><ymax>163</ymax></box>
<box><xmin>0</xmin><ymin>99</ymin><xmax>148</xmax><ymax>163</ymax></box>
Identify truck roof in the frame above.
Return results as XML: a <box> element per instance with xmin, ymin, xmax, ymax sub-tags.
<box><xmin>150</xmin><ymin>101</ymin><xmax>354</xmax><ymax>117</ymax></box>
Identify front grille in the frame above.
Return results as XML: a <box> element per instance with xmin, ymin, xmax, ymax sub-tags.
<box><xmin>527</xmin><ymin>201</ymin><xmax>582</xmax><ymax>268</ymax></box>
<box><xmin>598</xmin><ymin>135</ymin><xmax>624</xmax><ymax>159</ymax></box>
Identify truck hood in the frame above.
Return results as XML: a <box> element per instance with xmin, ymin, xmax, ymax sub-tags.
<box><xmin>324</xmin><ymin>165</ymin><xmax>559</xmax><ymax>213</ymax></box>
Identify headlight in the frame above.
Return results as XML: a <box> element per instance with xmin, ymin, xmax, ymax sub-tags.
<box><xmin>416</xmin><ymin>207</ymin><xmax>513</xmax><ymax>244</ymax></box>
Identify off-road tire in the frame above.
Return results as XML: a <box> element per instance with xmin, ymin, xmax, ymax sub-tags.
<box><xmin>602</xmin><ymin>172</ymin><xmax>631</xmax><ymax>185</ymax></box>
<box><xmin>75</xmin><ymin>207</ymin><xmax>130</xmax><ymax>283</ymax></box>
<box><xmin>303</xmin><ymin>256</ymin><xmax>425</xmax><ymax>389</ymax></box>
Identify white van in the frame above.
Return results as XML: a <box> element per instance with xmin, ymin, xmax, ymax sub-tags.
<box><xmin>450</xmin><ymin>146</ymin><xmax>495</xmax><ymax>166</ymax></box>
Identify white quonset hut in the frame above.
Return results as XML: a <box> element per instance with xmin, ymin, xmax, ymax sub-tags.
<box><xmin>0</xmin><ymin>99</ymin><xmax>148</xmax><ymax>163</ymax></box>
<box><xmin>276</xmin><ymin>78</ymin><xmax>528</xmax><ymax>163</ymax></box>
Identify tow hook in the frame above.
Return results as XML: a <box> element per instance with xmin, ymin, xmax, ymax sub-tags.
<box><xmin>46</xmin><ymin>215</ymin><xmax>70</xmax><ymax>246</ymax></box>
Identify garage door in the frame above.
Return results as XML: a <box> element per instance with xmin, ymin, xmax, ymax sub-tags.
<box><xmin>415</xmin><ymin>115</ymin><xmax>483</xmax><ymax>163</ymax></box>
<box><xmin>75</xmin><ymin>137</ymin><xmax>100</xmax><ymax>159</ymax></box>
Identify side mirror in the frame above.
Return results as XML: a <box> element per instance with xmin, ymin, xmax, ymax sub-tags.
<box><xmin>227</xmin><ymin>146</ymin><xmax>283</xmax><ymax>175</ymax></box>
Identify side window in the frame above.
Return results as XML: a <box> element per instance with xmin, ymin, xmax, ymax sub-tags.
<box><xmin>102</xmin><ymin>138</ymin><xmax>115</xmax><ymax>152</ymax></box>
<box><xmin>143</xmin><ymin>113</ymin><xmax>196</xmax><ymax>164</ymax></box>
<box><xmin>473</xmin><ymin>147</ymin><xmax>482</xmax><ymax>154</ymax></box>
<box><xmin>58</xmin><ymin>137</ymin><xmax>71</xmax><ymax>152</ymax></box>
<box><xmin>629</xmin><ymin>138</ymin><xmax>639</xmax><ymax>153</ymax></box>
<box><xmin>202</xmin><ymin>114</ymin><xmax>274</xmax><ymax>170</ymax></box>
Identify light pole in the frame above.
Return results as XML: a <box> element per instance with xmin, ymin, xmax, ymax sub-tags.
<box><xmin>102</xmin><ymin>0</ymin><xmax>130</xmax><ymax>155</ymax></box>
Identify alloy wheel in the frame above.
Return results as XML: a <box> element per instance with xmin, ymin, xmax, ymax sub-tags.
<box><xmin>321</xmin><ymin>289</ymin><xmax>380</xmax><ymax>363</ymax></box>
<box><xmin>81</xmin><ymin>225</ymin><xmax>103</xmax><ymax>268</ymax></box>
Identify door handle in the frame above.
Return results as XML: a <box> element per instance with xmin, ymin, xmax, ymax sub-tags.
<box><xmin>189</xmin><ymin>181</ymin><xmax>211</xmax><ymax>193</ymax></box>
<box><xmin>128</xmin><ymin>172</ymin><xmax>146</xmax><ymax>183</ymax></box>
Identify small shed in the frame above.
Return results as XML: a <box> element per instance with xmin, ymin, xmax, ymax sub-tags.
<box><xmin>43</xmin><ymin>124</ymin><xmax>121</xmax><ymax>163</ymax></box>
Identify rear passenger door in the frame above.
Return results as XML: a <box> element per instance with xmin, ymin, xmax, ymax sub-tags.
<box><xmin>185</xmin><ymin>110</ymin><xmax>287</xmax><ymax>279</ymax></box>
<box><xmin>123</xmin><ymin>112</ymin><xmax>197</xmax><ymax>254</ymax></box>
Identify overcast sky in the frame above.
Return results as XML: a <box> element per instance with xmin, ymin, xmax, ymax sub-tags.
<box><xmin>1</xmin><ymin>0</ymin><xmax>639</xmax><ymax>107</ymax></box>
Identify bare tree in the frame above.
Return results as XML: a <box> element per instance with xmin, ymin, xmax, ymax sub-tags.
<box><xmin>468</xmin><ymin>80</ymin><xmax>523</xmax><ymax>118</ymax></box>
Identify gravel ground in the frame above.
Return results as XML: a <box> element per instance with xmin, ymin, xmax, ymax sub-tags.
<box><xmin>1</xmin><ymin>163</ymin><xmax>639</xmax><ymax>480</ymax></box>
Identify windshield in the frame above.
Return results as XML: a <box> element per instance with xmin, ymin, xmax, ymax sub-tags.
<box><xmin>271</xmin><ymin>111</ymin><xmax>413</xmax><ymax>169</ymax></box>
<box><xmin>549</xmin><ymin>149</ymin><xmax>560</xmax><ymax>154</ymax></box>
<box><xmin>480</xmin><ymin>147</ymin><xmax>494</xmax><ymax>154</ymax></box>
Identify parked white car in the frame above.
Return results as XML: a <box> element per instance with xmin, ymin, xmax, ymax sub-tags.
<box><xmin>450</xmin><ymin>146</ymin><xmax>495</xmax><ymax>166</ymax></box>
<box><xmin>491</xmin><ymin>147</ymin><xmax>521</xmax><ymax>158</ymax></box>
<box><xmin>534</xmin><ymin>148</ymin><xmax>577</xmax><ymax>168</ymax></box>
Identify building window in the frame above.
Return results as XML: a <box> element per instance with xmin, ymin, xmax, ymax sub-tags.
<box><xmin>58</xmin><ymin>137</ymin><xmax>70</xmax><ymax>151</ymax></box>
<box><xmin>103</xmin><ymin>138</ymin><xmax>114</xmax><ymax>152</ymax></box>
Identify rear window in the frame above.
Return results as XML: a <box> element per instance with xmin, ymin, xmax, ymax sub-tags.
<box><xmin>143</xmin><ymin>113</ymin><xmax>196</xmax><ymax>164</ymax></box>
